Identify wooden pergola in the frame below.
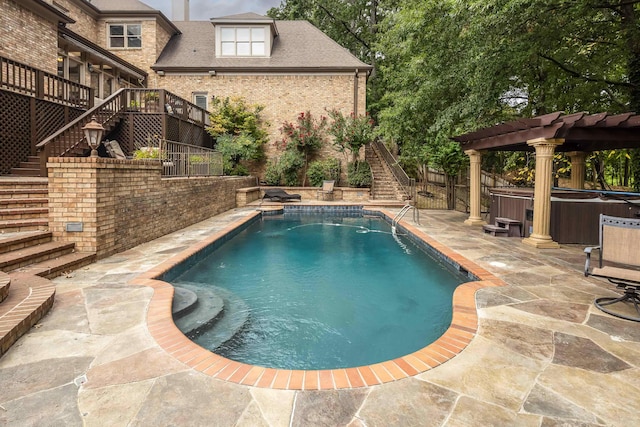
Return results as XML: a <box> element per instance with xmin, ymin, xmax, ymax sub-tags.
<box><xmin>453</xmin><ymin>111</ymin><xmax>640</xmax><ymax>248</ymax></box>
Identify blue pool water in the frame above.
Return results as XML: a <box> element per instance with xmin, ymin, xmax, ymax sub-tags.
<box><xmin>171</xmin><ymin>212</ymin><xmax>464</xmax><ymax>370</ymax></box>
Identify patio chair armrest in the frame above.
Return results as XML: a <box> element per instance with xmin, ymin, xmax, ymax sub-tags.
<box><xmin>584</xmin><ymin>246</ymin><xmax>600</xmax><ymax>276</ymax></box>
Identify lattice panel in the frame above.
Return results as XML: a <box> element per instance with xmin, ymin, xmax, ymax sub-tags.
<box><xmin>166</xmin><ymin>116</ymin><xmax>180</xmax><ymax>143</ymax></box>
<box><xmin>108</xmin><ymin>120</ymin><xmax>131</xmax><ymax>154</ymax></box>
<box><xmin>133</xmin><ymin>114</ymin><xmax>163</xmax><ymax>149</ymax></box>
<box><xmin>0</xmin><ymin>90</ymin><xmax>31</xmax><ymax>174</ymax></box>
<box><xmin>35</xmin><ymin>100</ymin><xmax>75</xmax><ymax>143</ymax></box>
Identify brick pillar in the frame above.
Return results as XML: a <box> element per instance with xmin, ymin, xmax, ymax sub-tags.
<box><xmin>567</xmin><ymin>151</ymin><xmax>586</xmax><ymax>190</ymax></box>
<box><xmin>522</xmin><ymin>138</ymin><xmax>564</xmax><ymax>249</ymax></box>
<box><xmin>464</xmin><ymin>149</ymin><xmax>486</xmax><ymax>226</ymax></box>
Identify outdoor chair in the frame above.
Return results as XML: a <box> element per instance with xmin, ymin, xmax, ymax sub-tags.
<box><xmin>262</xmin><ymin>188</ymin><xmax>301</xmax><ymax>202</ymax></box>
<box><xmin>584</xmin><ymin>214</ymin><xmax>640</xmax><ymax>322</ymax></box>
<box><xmin>103</xmin><ymin>140</ymin><xmax>129</xmax><ymax>159</ymax></box>
<box><xmin>317</xmin><ymin>180</ymin><xmax>335</xmax><ymax>201</ymax></box>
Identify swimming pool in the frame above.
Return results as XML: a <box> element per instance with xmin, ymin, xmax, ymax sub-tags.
<box><xmin>166</xmin><ymin>207</ymin><xmax>468</xmax><ymax>370</ymax></box>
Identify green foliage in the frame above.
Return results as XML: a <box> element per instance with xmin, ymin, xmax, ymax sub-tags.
<box><xmin>307</xmin><ymin>158</ymin><xmax>342</xmax><ymax>187</ymax></box>
<box><xmin>280</xmin><ymin>111</ymin><xmax>328</xmax><ymax>155</ymax></box>
<box><xmin>327</xmin><ymin>110</ymin><xmax>376</xmax><ymax>162</ymax></box>
<box><xmin>347</xmin><ymin>160</ymin><xmax>372</xmax><ymax>188</ymax></box>
<box><xmin>133</xmin><ymin>147</ymin><xmax>164</xmax><ymax>160</ymax></box>
<box><xmin>207</xmin><ymin>96</ymin><xmax>268</xmax><ymax>143</ymax></box>
<box><xmin>206</xmin><ymin>97</ymin><xmax>267</xmax><ymax>175</ymax></box>
<box><xmin>216</xmin><ymin>133</ymin><xmax>262</xmax><ymax>176</ymax></box>
<box><xmin>428</xmin><ymin>140</ymin><xmax>466</xmax><ymax>178</ymax></box>
<box><xmin>264</xmin><ymin>150</ymin><xmax>305</xmax><ymax>186</ymax></box>
<box><xmin>279</xmin><ymin>111</ymin><xmax>328</xmax><ymax>185</ymax></box>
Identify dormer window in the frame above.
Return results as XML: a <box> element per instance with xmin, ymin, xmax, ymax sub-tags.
<box><xmin>108</xmin><ymin>23</ymin><xmax>142</xmax><ymax>49</ymax></box>
<box><xmin>220</xmin><ymin>27</ymin><xmax>266</xmax><ymax>57</ymax></box>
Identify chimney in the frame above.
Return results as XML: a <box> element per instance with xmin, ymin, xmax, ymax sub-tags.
<box><xmin>172</xmin><ymin>0</ymin><xmax>190</xmax><ymax>21</ymax></box>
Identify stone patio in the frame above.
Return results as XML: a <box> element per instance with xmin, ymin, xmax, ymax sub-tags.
<box><xmin>1</xmin><ymin>208</ymin><xmax>638</xmax><ymax>426</ymax></box>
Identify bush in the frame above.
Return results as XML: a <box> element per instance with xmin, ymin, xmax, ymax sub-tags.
<box><xmin>216</xmin><ymin>133</ymin><xmax>261</xmax><ymax>176</ymax></box>
<box><xmin>264</xmin><ymin>150</ymin><xmax>305</xmax><ymax>186</ymax></box>
<box><xmin>307</xmin><ymin>158</ymin><xmax>341</xmax><ymax>187</ymax></box>
<box><xmin>347</xmin><ymin>161</ymin><xmax>372</xmax><ymax>188</ymax></box>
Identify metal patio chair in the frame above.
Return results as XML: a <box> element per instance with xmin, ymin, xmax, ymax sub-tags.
<box><xmin>584</xmin><ymin>214</ymin><xmax>640</xmax><ymax>321</ymax></box>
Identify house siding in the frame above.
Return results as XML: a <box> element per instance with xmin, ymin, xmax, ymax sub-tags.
<box><xmin>0</xmin><ymin>0</ymin><xmax>59</xmax><ymax>74</ymax></box>
<box><xmin>52</xmin><ymin>0</ymin><xmax>100</xmax><ymax>44</ymax></box>
<box><xmin>98</xmin><ymin>19</ymin><xmax>171</xmax><ymax>81</ymax></box>
<box><xmin>157</xmin><ymin>73</ymin><xmax>368</xmax><ymax>180</ymax></box>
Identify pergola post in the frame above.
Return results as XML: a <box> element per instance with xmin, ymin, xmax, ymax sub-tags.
<box><xmin>523</xmin><ymin>138</ymin><xmax>564</xmax><ymax>249</ymax></box>
<box><xmin>567</xmin><ymin>151</ymin><xmax>586</xmax><ymax>190</ymax></box>
<box><xmin>464</xmin><ymin>149</ymin><xmax>486</xmax><ymax>226</ymax></box>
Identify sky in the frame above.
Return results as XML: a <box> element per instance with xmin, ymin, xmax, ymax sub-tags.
<box><xmin>141</xmin><ymin>0</ymin><xmax>282</xmax><ymax>20</ymax></box>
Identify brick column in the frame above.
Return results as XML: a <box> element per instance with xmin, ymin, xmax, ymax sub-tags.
<box><xmin>464</xmin><ymin>149</ymin><xmax>486</xmax><ymax>226</ymax></box>
<box><xmin>523</xmin><ymin>138</ymin><xmax>564</xmax><ymax>249</ymax></box>
<box><xmin>567</xmin><ymin>151</ymin><xmax>586</xmax><ymax>190</ymax></box>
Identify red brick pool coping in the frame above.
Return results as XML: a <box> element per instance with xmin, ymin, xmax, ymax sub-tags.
<box><xmin>133</xmin><ymin>208</ymin><xmax>507</xmax><ymax>390</ymax></box>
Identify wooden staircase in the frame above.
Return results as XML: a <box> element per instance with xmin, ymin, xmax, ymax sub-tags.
<box><xmin>0</xmin><ymin>177</ymin><xmax>96</xmax><ymax>356</ymax></box>
<box><xmin>365</xmin><ymin>145</ymin><xmax>405</xmax><ymax>201</ymax></box>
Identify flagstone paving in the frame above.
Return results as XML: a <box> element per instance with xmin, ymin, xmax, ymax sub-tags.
<box><xmin>1</xmin><ymin>208</ymin><xmax>639</xmax><ymax>426</ymax></box>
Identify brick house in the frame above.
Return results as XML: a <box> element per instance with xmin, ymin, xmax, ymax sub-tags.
<box><xmin>0</xmin><ymin>0</ymin><xmax>372</xmax><ymax>178</ymax></box>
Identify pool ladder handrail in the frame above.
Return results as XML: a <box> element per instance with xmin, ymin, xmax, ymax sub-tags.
<box><xmin>391</xmin><ymin>204</ymin><xmax>419</xmax><ymax>234</ymax></box>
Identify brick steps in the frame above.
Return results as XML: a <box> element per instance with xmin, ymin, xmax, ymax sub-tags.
<box><xmin>0</xmin><ymin>272</ymin><xmax>56</xmax><ymax>357</ymax></box>
<box><xmin>0</xmin><ymin>218</ymin><xmax>49</xmax><ymax>232</ymax></box>
<box><xmin>366</xmin><ymin>144</ymin><xmax>405</xmax><ymax>201</ymax></box>
<box><xmin>0</xmin><ymin>271</ymin><xmax>9</xmax><ymax>303</ymax></box>
<box><xmin>0</xmin><ymin>241</ymin><xmax>77</xmax><ymax>272</ymax></box>
<box><xmin>0</xmin><ymin>231</ymin><xmax>53</xmax><ymax>254</ymax></box>
<box><xmin>0</xmin><ymin>178</ymin><xmax>49</xmax><ymax>232</ymax></box>
<box><xmin>0</xmin><ymin>177</ymin><xmax>94</xmax><ymax>356</ymax></box>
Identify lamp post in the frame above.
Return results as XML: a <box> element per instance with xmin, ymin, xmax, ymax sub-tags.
<box><xmin>82</xmin><ymin>116</ymin><xmax>104</xmax><ymax>158</ymax></box>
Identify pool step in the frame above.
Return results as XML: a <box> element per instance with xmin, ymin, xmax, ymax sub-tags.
<box><xmin>172</xmin><ymin>282</ymin><xmax>250</xmax><ymax>350</ymax></box>
<box><xmin>172</xmin><ymin>284</ymin><xmax>224</xmax><ymax>335</ymax></box>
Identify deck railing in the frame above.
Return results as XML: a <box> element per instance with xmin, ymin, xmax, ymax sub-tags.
<box><xmin>0</xmin><ymin>55</ymin><xmax>92</xmax><ymax>109</ymax></box>
<box><xmin>158</xmin><ymin>140</ymin><xmax>223</xmax><ymax>177</ymax></box>
<box><xmin>35</xmin><ymin>88</ymin><xmax>213</xmax><ymax>175</ymax></box>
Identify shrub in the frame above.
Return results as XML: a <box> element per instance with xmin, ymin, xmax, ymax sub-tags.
<box><xmin>307</xmin><ymin>158</ymin><xmax>341</xmax><ymax>187</ymax></box>
<box><xmin>207</xmin><ymin>97</ymin><xmax>268</xmax><ymax>175</ymax></box>
<box><xmin>279</xmin><ymin>111</ymin><xmax>328</xmax><ymax>185</ymax></box>
<box><xmin>216</xmin><ymin>133</ymin><xmax>261</xmax><ymax>176</ymax></box>
<box><xmin>347</xmin><ymin>161</ymin><xmax>372</xmax><ymax>188</ymax></box>
<box><xmin>264</xmin><ymin>150</ymin><xmax>305</xmax><ymax>186</ymax></box>
<box><xmin>327</xmin><ymin>110</ymin><xmax>375</xmax><ymax>163</ymax></box>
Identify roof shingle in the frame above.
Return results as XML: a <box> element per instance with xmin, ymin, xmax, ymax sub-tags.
<box><xmin>153</xmin><ymin>20</ymin><xmax>371</xmax><ymax>72</ymax></box>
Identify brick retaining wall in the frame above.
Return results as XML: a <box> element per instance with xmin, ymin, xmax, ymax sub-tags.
<box><xmin>47</xmin><ymin>157</ymin><xmax>255</xmax><ymax>259</ymax></box>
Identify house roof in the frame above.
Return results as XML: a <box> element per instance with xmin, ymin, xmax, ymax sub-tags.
<box><xmin>152</xmin><ymin>20</ymin><xmax>372</xmax><ymax>73</ymax></box>
<box><xmin>90</xmin><ymin>0</ymin><xmax>156</xmax><ymax>12</ymax></box>
<box><xmin>88</xmin><ymin>0</ymin><xmax>181</xmax><ymax>35</ymax></box>
<box><xmin>453</xmin><ymin>112</ymin><xmax>640</xmax><ymax>153</ymax></box>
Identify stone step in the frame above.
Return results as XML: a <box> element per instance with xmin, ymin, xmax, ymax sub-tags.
<box><xmin>0</xmin><ymin>271</ymin><xmax>9</xmax><ymax>303</ymax></box>
<box><xmin>8</xmin><ymin>168</ymin><xmax>42</xmax><ymax>177</ymax></box>
<box><xmin>0</xmin><ymin>198</ymin><xmax>48</xmax><ymax>208</ymax></box>
<box><xmin>0</xmin><ymin>207</ymin><xmax>48</xmax><ymax>221</ymax></box>
<box><xmin>0</xmin><ymin>218</ymin><xmax>49</xmax><ymax>232</ymax></box>
<box><xmin>0</xmin><ymin>189</ymin><xmax>48</xmax><ymax>199</ymax></box>
<box><xmin>173</xmin><ymin>284</ymin><xmax>224</xmax><ymax>335</ymax></box>
<box><xmin>0</xmin><ymin>231</ymin><xmax>53</xmax><ymax>254</ymax></box>
<box><xmin>0</xmin><ymin>178</ymin><xmax>48</xmax><ymax>190</ymax></box>
<box><xmin>173</xmin><ymin>282</ymin><xmax>249</xmax><ymax>351</ymax></box>
<box><xmin>0</xmin><ymin>241</ymin><xmax>76</xmax><ymax>272</ymax></box>
<box><xmin>0</xmin><ymin>272</ymin><xmax>56</xmax><ymax>357</ymax></box>
<box><xmin>15</xmin><ymin>251</ymin><xmax>96</xmax><ymax>279</ymax></box>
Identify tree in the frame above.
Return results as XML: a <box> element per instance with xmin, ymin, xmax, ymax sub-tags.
<box><xmin>206</xmin><ymin>97</ymin><xmax>268</xmax><ymax>175</ymax></box>
<box><xmin>375</xmin><ymin>0</ymin><xmax>640</xmax><ymax>188</ymax></box>
<box><xmin>278</xmin><ymin>111</ymin><xmax>328</xmax><ymax>185</ymax></box>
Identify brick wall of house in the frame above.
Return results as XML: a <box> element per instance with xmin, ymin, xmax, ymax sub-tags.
<box><xmin>54</xmin><ymin>0</ymin><xmax>99</xmax><ymax>43</ymax></box>
<box><xmin>97</xmin><ymin>19</ymin><xmax>172</xmax><ymax>81</ymax></box>
<box><xmin>157</xmin><ymin>73</ymin><xmax>369</xmax><ymax>182</ymax></box>
<box><xmin>47</xmin><ymin>157</ymin><xmax>255</xmax><ymax>259</ymax></box>
<box><xmin>0</xmin><ymin>0</ymin><xmax>59</xmax><ymax>74</ymax></box>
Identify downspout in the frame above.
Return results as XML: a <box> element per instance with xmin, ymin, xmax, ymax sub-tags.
<box><xmin>353</xmin><ymin>69</ymin><xmax>359</xmax><ymax>115</ymax></box>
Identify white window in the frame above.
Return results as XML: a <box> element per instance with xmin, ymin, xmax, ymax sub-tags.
<box><xmin>193</xmin><ymin>93</ymin><xmax>208</xmax><ymax>110</ymax></box>
<box><xmin>219</xmin><ymin>27</ymin><xmax>265</xmax><ymax>57</ymax></box>
<box><xmin>109</xmin><ymin>24</ymin><xmax>142</xmax><ymax>49</ymax></box>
